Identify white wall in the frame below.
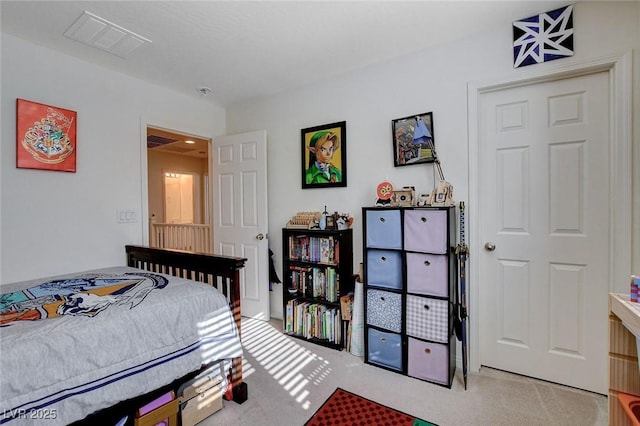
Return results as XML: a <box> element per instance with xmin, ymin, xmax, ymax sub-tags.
<box><xmin>226</xmin><ymin>1</ymin><xmax>640</xmax><ymax>319</ymax></box>
<box><xmin>0</xmin><ymin>16</ymin><xmax>3</xmax><ymax>285</ymax></box>
<box><xmin>0</xmin><ymin>34</ymin><xmax>226</xmax><ymax>284</ymax></box>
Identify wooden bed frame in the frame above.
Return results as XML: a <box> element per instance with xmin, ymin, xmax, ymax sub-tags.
<box><xmin>11</xmin><ymin>245</ymin><xmax>249</xmax><ymax>426</ymax></box>
<box><xmin>72</xmin><ymin>246</ymin><xmax>248</xmax><ymax>424</ymax></box>
<box><xmin>125</xmin><ymin>245</ymin><xmax>248</xmax><ymax>403</ymax></box>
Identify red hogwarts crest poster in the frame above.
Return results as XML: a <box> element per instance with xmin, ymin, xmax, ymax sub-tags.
<box><xmin>16</xmin><ymin>98</ymin><xmax>77</xmax><ymax>172</ymax></box>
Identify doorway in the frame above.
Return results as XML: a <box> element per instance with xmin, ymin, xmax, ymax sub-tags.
<box><xmin>146</xmin><ymin>126</ymin><xmax>212</xmax><ymax>252</ymax></box>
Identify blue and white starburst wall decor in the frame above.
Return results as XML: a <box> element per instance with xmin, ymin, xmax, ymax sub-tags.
<box><xmin>513</xmin><ymin>5</ymin><xmax>574</xmax><ymax>68</ymax></box>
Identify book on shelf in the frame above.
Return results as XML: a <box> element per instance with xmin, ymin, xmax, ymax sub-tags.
<box><xmin>284</xmin><ymin>299</ymin><xmax>341</xmax><ymax>344</ymax></box>
<box><xmin>289</xmin><ymin>265</ymin><xmax>310</xmax><ymax>294</ymax></box>
<box><xmin>285</xmin><ymin>300</ymin><xmax>294</xmax><ymax>333</ymax></box>
<box><xmin>330</xmin><ymin>268</ymin><xmax>338</xmax><ymax>301</ymax></box>
<box><xmin>288</xmin><ymin>235</ymin><xmax>338</xmax><ymax>265</ymax></box>
<box><xmin>288</xmin><ymin>265</ymin><xmax>339</xmax><ymax>302</ymax></box>
<box><xmin>296</xmin><ymin>302</ymin><xmax>309</xmax><ymax>336</ymax></box>
<box><xmin>319</xmin><ymin>236</ymin><xmax>334</xmax><ymax>263</ymax></box>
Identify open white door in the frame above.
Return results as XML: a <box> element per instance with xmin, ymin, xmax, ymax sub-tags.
<box><xmin>212</xmin><ymin>130</ymin><xmax>269</xmax><ymax>320</ymax></box>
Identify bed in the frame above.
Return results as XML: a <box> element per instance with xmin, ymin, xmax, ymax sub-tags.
<box><xmin>0</xmin><ymin>245</ymin><xmax>247</xmax><ymax>425</ymax></box>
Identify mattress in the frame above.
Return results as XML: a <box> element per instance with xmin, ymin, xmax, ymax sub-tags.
<box><xmin>0</xmin><ymin>266</ymin><xmax>243</xmax><ymax>425</ymax></box>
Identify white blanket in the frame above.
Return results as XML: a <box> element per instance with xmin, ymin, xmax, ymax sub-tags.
<box><xmin>0</xmin><ymin>267</ymin><xmax>242</xmax><ymax>425</ymax></box>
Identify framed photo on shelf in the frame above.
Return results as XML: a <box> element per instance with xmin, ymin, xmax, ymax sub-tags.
<box><xmin>301</xmin><ymin>121</ymin><xmax>347</xmax><ymax>189</ymax></box>
<box><xmin>392</xmin><ymin>112</ymin><xmax>434</xmax><ymax>167</ymax></box>
<box><xmin>16</xmin><ymin>98</ymin><xmax>77</xmax><ymax>172</ymax></box>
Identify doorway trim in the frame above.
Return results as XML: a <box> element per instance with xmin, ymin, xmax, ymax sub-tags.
<box><xmin>467</xmin><ymin>51</ymin><xmax>632</xmax><ymax>373</ymax></box>
<box><xmin>139</xmin><ymin>116</ymin><xmax>214</xmax><ymax>247</ymax></box>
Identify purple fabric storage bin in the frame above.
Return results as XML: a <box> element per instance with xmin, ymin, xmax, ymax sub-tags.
<box><xmin>366</xmin><ymin>210</ymin><xmax>402</xmax><ymax>249</ymax></box>
<box><xmin>366</xmin><ymin>249</ymin><xmax>403</xmax><ymax>290</ymax></box>
<box><xmin>367</xmin><ymin>328</ymin><xmax>403</xmax><ymax>371</ymax></box>
<box><xmin>403</xmin><ymin>209</ymin><xmax>448</xmax><ymax>254</ymax></box>
<box><xmin>406</xmin><ymin>252</ymin><xmax>448</xmax><ymax>297</ymax></box>
<box><xmin>405</xmin><ymin>294</ymin><xmax>448</xmax><ymax>343</ymax></box>
<box><xmin>366</xmin><ymin>289</ymin><xmax>402</xmax><ymax>333</ymax></box>
<box><xmin>407</xmin><ymin>337</ymin><xmax>448</xmax><ymax>385</ymax></box>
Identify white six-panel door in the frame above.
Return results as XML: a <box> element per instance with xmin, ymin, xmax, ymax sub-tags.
<box><xmin>212</xmin><ymin>130</ymin><xmax>269</xmax><ymax>320</ymax></box>
<box><xmin>478</xmin><ymin>71</ymin><xmax>610</xmax><ymax>394</ymax></box>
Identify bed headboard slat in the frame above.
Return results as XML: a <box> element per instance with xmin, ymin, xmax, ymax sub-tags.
<box><xmin>125</xmin><ymin>245</ymin><xmax>246</xmax><ymax>300</ymax></box>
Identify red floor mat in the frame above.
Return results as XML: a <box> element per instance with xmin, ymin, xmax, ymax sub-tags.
<box><xmin>305</xmin><ymin>387</ymin><xmax>437</xmax><ymax>426</ymax></box>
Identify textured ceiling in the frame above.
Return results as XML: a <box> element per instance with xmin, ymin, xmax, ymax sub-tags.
<box><xmin>1</xmin><ymin>1</ymin><xmax>575</xmax><ymax>107</ymax></box>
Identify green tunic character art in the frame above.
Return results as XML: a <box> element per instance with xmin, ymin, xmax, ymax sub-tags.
<box><xmin>306</xmin><ymin>131</ymin><xmax>342</xmax><ymax>184</ymax></box>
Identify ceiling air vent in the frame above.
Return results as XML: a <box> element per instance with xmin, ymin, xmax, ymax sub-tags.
<box><xmin>147</xmin><ymin>135</ymin><xmax>179</xmax><ymax>149</ymax></box>
<box><xmin>64</xmin><ymin>11</ymin><xmax>151</xmax><ymax>58</ymax></box>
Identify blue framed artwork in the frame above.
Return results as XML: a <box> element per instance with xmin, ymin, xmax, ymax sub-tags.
<box><xmin>392</xmin><ymin>112</ymin><xmax>434</xmax><ymax>167</ymax></box>
<box><xmin>513</xmin><ymin>5</ymin><xmax>574</xmax><ymax>68</ymax></box>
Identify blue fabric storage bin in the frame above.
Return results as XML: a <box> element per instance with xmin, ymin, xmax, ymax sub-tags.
<box><xmin>366</xmin><ymin>210</ymin><xmax>402</xmax><ymax>249</ymax></box>
<box><xmin>366</xmin><ymin>249</ymin><xmax>403</xmax><ymax>290</ymax></box>
<box><xmin>367</xmin><ymin>328</ymin><xmax>403</xmax><ymax>371</ymax></box>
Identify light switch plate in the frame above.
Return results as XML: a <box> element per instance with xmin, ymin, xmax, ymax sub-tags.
<box><xmin>117</xmin><ymin>209</ymin><xmax>137</xmax><ymax>223</ymax></box>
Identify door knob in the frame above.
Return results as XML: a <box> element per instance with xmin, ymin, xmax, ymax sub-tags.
<box><xmin>484</xmin><ymin>242</ymin><xmax>496</xmax><ymax>251</ymax></box>
<box><xmin>256</xmin><ymin>233</ymin><xmax>265</xmax><ymax>240</ymax></box>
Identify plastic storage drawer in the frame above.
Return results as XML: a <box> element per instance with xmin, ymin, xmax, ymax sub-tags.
<box><xmin>405</xmin><ymin>294</ymin><xmax>449</xmax><ymax>343</ymax></box>
<box><xmin>403</xmin><ymin>209</ymin><xmax>448</xmax><ymax>254</ymax></box>
<box><xmin>406</xmin><ymin>252</ymin><xmax>448</xmax><ymax>297</ymax></box>
<box><xmin>367</xmin><ymin>328</ymin><xmax>403</xmax><ymax>371</ymax></box>
<box><xmin>366</xmin><ymin>249</ymin><xmax>403</xmax><ymax>290</ymax></box>
<box><xmin>366</xmin><ymin>289</ymin><xmax>402</xmax><ymax>333</ymax></box>
<box><xmin>407</xmin><ymin>337</ymin><xmax>449</xmax><ymax>385</ymax></box>
<box><xmin>366</xmin><ymin>209</ymin><xmax>402</xmax><ymax>249</ymax></box>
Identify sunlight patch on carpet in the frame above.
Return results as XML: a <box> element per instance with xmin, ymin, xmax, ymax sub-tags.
<box><xmin>241</xmin><ymin>318</ymin><xmax>332</xmax><ymax>410</ymax></box>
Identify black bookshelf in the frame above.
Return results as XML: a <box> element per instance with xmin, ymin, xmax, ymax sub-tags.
<box><xmin>282</xmin><ymin>228</ymin><xmax>353</xmax><ymax>350</ymax></box>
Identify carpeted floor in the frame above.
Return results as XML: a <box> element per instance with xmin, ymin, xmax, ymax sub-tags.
<box><xmin>205</xmin><ymin>318</ymin><xmax>608</xmax><ymax>426</ymax></box>
<box><xmin>305</xmin><ymin>387</ymin><xmax>437</xmax><ymax>425</ymax></box>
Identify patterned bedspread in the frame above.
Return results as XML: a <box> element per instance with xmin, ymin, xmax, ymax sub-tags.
<box><xmin>0</xmin><ymin>266</ymin><xmax>243</xmax><ymax>425</ymax></box>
